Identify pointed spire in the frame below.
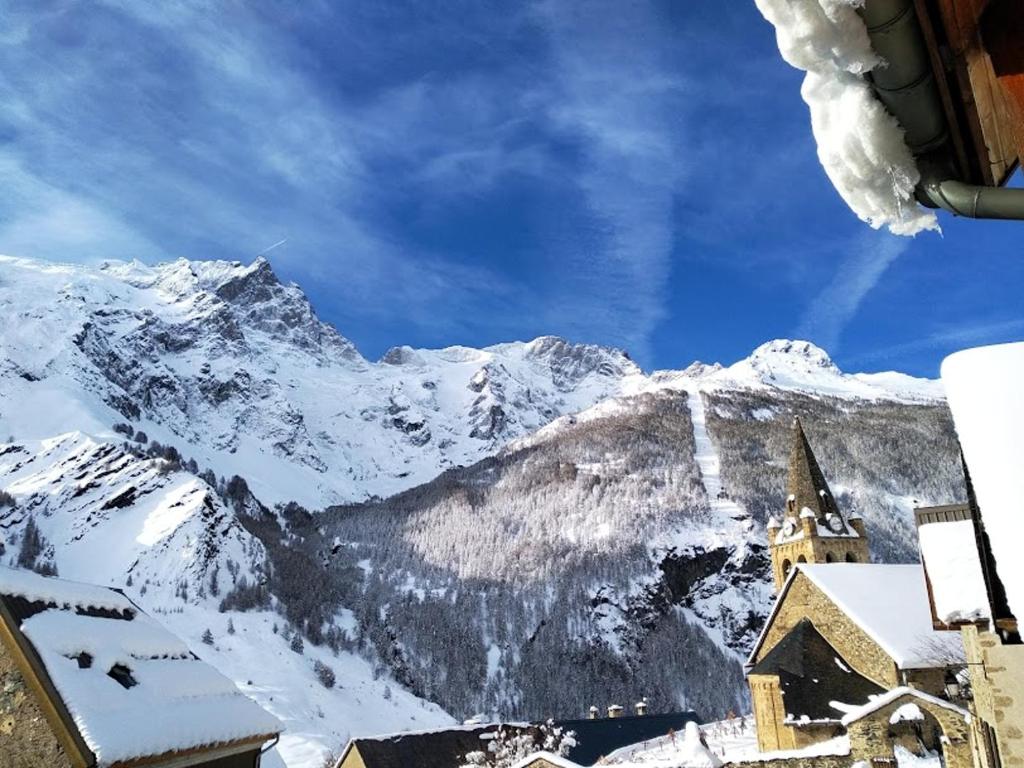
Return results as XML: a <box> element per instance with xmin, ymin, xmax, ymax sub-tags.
<box><xmin>785</xmin><ymin>417</ymin><xmax>841</xmax><ymax>523</ymax></box>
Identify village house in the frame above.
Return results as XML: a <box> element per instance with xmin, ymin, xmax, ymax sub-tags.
<box><xmin>917</xmin><ymin>342</ymin><xmax>1024</xmax><ymax>768</ymax></box>
<box><xmin>0</xmin><ymin>566</ymin><xmax>280</xmax><ymax>768</ymax></box>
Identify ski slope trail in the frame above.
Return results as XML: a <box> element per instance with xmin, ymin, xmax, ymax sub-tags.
<box><xmin>687</xmin><ymin>390</ymin><xmax>747</xmax><ymax>521</ymax></box>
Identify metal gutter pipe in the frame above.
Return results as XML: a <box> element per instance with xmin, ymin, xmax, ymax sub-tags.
<box><xmin>858</xmin><ymin>0</ymin><xmax>1024</xmax><ymax>220</ymax></box>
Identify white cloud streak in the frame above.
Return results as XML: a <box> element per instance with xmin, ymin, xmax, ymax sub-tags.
<box><xmin>795</xmin><ymin>232</ymin><xmax>907</xmax><ymax>353</ymax></box>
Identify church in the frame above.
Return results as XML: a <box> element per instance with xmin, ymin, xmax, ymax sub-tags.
<box><xmin>745</xmin><ymin>419</ymin><xmax>968</xmax><ymax>759</ymax></box>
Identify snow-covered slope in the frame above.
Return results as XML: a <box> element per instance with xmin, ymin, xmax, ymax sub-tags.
<box><xmin>0</xmin><ymin>255</ymin><xmax>644</xmax><ymax>508</ymax></box>
<box><xmin>0</xmin><ymin>434</ymin><xmax>452</xmax><ymax>767</ymax></box>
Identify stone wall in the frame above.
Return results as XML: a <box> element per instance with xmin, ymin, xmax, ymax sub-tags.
<box><xmin>962</xmin><ymin>624</ymin><xmax>1024</xmax><ymax>768</ymax></box>
<box><xmin>756</xmin><ymin>571</ymin><xmax>898</xmax><ymax>689</ymax></box>
<box><xmin>770</xmin><ymin>533</ymin><xmax>870</xmax><ymax>590</ymax></box>
<box><xmin>0</xmin><ymin>637</ymin><xmax>73</xmax><ymax>768</ymax></box>
<box><xmin>726</xmin><ymin>753</ymin><xmax>851</xmax><ymax>768</ymax></box>
<box><xmin>846</xmin><ymin>696</ymin><xmax>972</xmax><ymax>768</ymax></box>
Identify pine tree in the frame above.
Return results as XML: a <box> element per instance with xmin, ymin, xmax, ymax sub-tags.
<box><xmin>227</xmin><ymin>618</ymin><xmax>236</xmax><ymax>635</ymax></box>
<box><xmin>314</xmin><ymin>659</ymin><xmax>335</xmax><ymax>688</ymax></box>
<box><xmin>201</xmin><ymin>628</ymin><xmax>214</xmax><ymax>645</ymax></box>
<box><xmin>290</xmin><ymin>633</ymin><xmax>304</xmax><ymax>654</ymax></box>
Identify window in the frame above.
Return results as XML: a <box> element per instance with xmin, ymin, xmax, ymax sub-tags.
<box><xmin>797</xmin><ymin>554</ymin><xmax>807</xmax><ymax>563</ymax></box>
<box><xmin>108</xmin><ymin>664</ymin><xmax>138</xmax><ymax>689</ymax></box>
<box><xmin>782</xmin><ymin>559</ymin><xmax>792</xmax><ymax>577</ymax></box>
<box><xmin>846</xmin><ymin>552</ymin><xmax>858</xmax><ymax>563</ymax></box>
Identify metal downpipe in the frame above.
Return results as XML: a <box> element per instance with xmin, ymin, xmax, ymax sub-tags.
<box><xmin>919</xmin><ymin>177</ymin><xmax>1024</xmax><ymax>219</ymax></box>
<box><xmin>858</xmin><ymin>0</ymin><xmax>1024</xmax><ymax>220</ymax></box>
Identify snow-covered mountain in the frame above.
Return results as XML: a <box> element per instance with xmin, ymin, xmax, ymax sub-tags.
<box><xmin>0</xmin><ymin>254</ymin><xmax>964</xmax><ymax>765</ymax></box>
<box><xmin>0</xmin><ymin>254</ymin><xmax>941</xmax><ymax>510</ymax></box>
<box><xmin>0</xmin><ymin>255</ymin><xmax>643</xmax><ymax>508</ymax></box>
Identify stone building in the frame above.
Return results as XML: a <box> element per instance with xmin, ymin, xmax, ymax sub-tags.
<box><xmin>745</xmin><ymin>419</ymin><xmax>966</xmax><ymax>762</ymax></box>
<box><xmin>0</xmin><ymin>566</ymin><xmax>280</xmax><ymax>768</ymax></box>
<box><xmin>765</xmin><ymin>419</ymin><xmax>869</xmax><ymax>591</ymax></box>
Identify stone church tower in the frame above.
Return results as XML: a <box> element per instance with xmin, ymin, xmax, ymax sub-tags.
<box><xmin>766</xmin><ymin>417</ymin><xmax>870</xmax><ymax>591</ymax></box>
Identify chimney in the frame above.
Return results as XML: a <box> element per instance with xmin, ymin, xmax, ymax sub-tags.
<box><xmin>799</xmin><ymin>506</ymin><xmax>817</xmax><ymax>537</ymax></box>
<box><xmin>607</xmin><ymin>704</ymin><xmax>623</xmax><ymax>719</ymax></box>
<box><xmin>634</xmin><ymin>699</ymin><xmax>648</xmax><ymax>716</ymax></box>
<box><xmin>588</xmin><ymin>706</ymin><xmax>599</xmax><ymax>720</ymax></box>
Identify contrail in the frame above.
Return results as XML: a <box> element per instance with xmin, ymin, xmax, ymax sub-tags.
<box><xmin>255</xmin><ymin>238</ymin><xmax>288</xmax><ymax>257</ymax></box>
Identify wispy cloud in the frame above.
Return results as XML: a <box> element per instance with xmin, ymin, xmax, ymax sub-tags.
<box><xmin>0</xmin><ymin>0</ymin><xmax>691</xmax><ymax>362</ymax></box>
<box><xmin>528</xmin><ymin>0</ymin><xmax>689</xmax><ymax>361</ymax></box>
<box><xmin>846</xmin><ymin>318</ymin><xmax>1024</xmax><ymax>367</ymax></box>
<box><xmin>795</xmin><ymin>232</ymin><xmax>907</xmax><ymax>352</ymax></box>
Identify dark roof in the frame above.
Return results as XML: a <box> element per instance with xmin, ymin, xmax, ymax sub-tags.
<box><xmin>554</xmin><ymin>711</ymin><xmax>700</xmax><ymax>764</ymax></box>
<box><xmin>344</xmin><ymin>711</ymin><xmax>700</xmax><ymax>767</ymax></box>
<box><xmin>750</xmin><ymin>618</ymin><xmax>884</xmax><ymax>721</ymax></box>
<box><xmin>785</xmin><ymin>418</ymin><xmax>845</xmax><ymax>527</ymax></box>
<box><xmin>347</xmin><ymin>725</ymin><xmax>520</xmax><ymax>768</ymax></box>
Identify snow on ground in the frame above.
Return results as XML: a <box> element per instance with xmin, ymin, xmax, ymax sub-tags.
<box><xmin>894</xmin><ymin>745</ymin><xmax>943</xmax><ymax>768</ymax></box>
<box><xmin>752</xmin><ymin>0</ymin><xmax>938</xmax><ymax>235</ymax></box>
<box><xmin>613</xmin><ymin>715</ymin><xmax>849</xmax><ymax>766</ymax></box>
<box><xmin>942</xmin><ymin>342</ymin><xmax>1024</xmax><ymax>622</ymax></box>
<box><xmin>155</xmin><ymin>609</ymin><xmax>454</xmax><ymax>768</ymax></box>
<box><xmin>606</xmin><ymin>720</ymin><xmax>725</xmax><ymax>767</ymax></box>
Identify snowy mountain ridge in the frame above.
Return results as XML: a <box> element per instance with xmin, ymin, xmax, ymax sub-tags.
<box><xmin>0</xmin><ymin>254</ymin><xmax>941</xmax><ymax>511</ymax></box>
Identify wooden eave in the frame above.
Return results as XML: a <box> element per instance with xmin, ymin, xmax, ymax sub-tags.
<box><xmin>915</xmin><ymin>0</ymin><xmax>1023</xmax><ymax>186</ymax></box>
<box><xmin>108</xmin><ymin>732</ymin><xmax>280</xmax><ymax>768</ymax></box>
<box><xmin>0</xmin><ymin>595</ymin><xmax>94</xmax><ymax>768</ymax></box>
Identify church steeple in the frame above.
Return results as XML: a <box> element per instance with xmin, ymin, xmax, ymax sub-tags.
<box><xmin>767</xmin><ymin>417</ymin><xmax>870</xmax><ymax>592</ymax></box>
<box><xmin>785</xmin><ymin>417</ymin><xmax>842</xmax><ymax>524</ymax></box>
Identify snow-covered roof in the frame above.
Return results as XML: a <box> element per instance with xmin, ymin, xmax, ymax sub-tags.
<box><xmin>0</xmin><ymin>566</ymin><xmax>136</xmax><ymax>614</ymax></box>
<box><xmin>753</xmin><ymin>0</ymin><xmax>938</xmax><ymax>235</ymax></box>
<box><xmin>838</xmin><ymin>686</ymin><xmax>969</xmax><ymax>726</ymax></box>
<box><xmin>917</xmin><ymin>518</ymin><xmax>991</xmax><ymax>625</ymax></box>
<box><xmin>749</xmin><ymin>564</ymin><xmax>964</xmax><ymax>670</ymax></box>
<box><xmin>799</xmin><ymin>564</ymin><xmax>964</xmax><ymax>668</ymax></box>
<box><xmin>510</xmin><ymin>752</ymin><xmax>584</xmax><ymax>768</ymax></box>
<box><xmin>0</xmin><ymin>567</ymin><xmax>279</xmax><ymax>766</ymax></box>
<box><xmin>942</xmin><ymin>342</ymin><xmax>1024</xmax><ymax>622</ymax></box>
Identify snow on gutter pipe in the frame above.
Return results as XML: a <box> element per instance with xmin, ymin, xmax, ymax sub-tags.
<box><xmin>858</xmin><ymin>0</ymin><xmax>1024</xmax><ymax>220</ymax></box>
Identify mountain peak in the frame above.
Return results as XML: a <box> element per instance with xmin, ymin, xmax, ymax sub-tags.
<box><xmin>748</xmin><ymin>339</ymin><xmax>837</xmax><ymax>371</ymax></box>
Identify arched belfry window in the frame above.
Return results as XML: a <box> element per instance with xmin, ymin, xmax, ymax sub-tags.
<box><xmin>782</xmin><ymin>559</ymin><xmax>792</xmax><ymax>577</ymax></box>
<box><xmin>846</xmin><ymin>552</ymin><xmax>858</xmax><ymax>563</ymax></box>
<box><xmin>797</xmin><ymin>554</ymin><xmax>807</xmax><ymax>563</ymax></box>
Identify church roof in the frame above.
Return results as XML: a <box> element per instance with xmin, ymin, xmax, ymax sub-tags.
<box><xmin>748</xmin><ymin>564</ymin><xmax>965</xmax><ymax>671</ymax></box>
<box><xmin>785</xmin><ymin>418</ymin><xmax>843</xmax><ymax>525</ymax></box>
<box><xmin>749</xmin><ymin>618</ymin><xmax>884</xmax><ymax>721</ymax></box>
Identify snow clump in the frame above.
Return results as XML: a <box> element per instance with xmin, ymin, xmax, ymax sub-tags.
<box><xmin>753</xmin><ymin>0</ymin><xmax>940</xmax><ymax>236</ymax></box>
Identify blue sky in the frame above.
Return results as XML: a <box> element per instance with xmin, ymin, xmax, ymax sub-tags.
<box><xmin>1</xmin><ymin>1</ymin><xmax>1021</xmax><ymax>376</ymax></box>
